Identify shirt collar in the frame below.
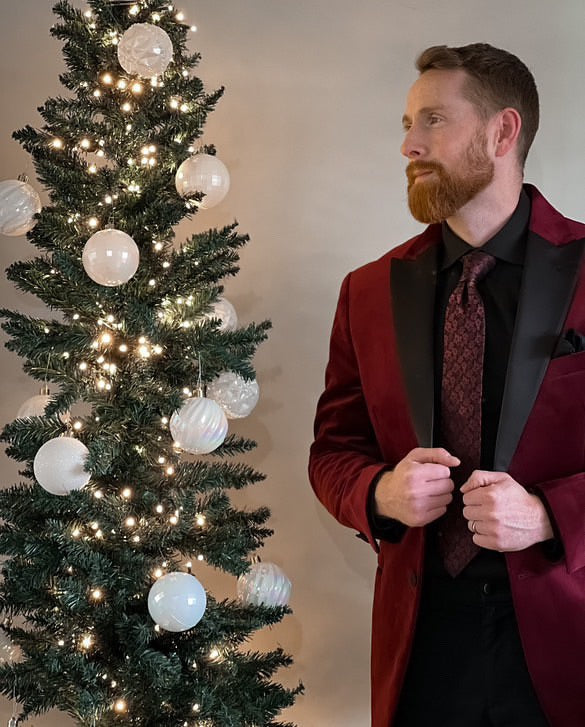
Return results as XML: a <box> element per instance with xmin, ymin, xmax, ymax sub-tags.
<box><xmin>440</xmin><ymin>189</ymin><xmax>530</xmax><ymax>270</ymax></box>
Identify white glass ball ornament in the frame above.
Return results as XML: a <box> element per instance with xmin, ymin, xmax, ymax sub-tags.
<box><xmin>203</xmin><ymin>297</ymin><xmax>238</xmax><ymax>332</ymax></box>
<box><xmin>237</xmin><ymin>561</ymin><xmax>292</xmax><ymax>607</ymax></box>
<box><xmin>33</xmin><ymin>436</ymin><xmax>90</xmax><ymax>496</ymax></box>
<box><xmin>175</xmin><ymin>154</ymin><xmax>230</xmax><ymax>209</ymax></box>
<box><xmin>207</xmin><ymin>372</ymin><xmax>259</xmax><ymax>419</ymax></box>
<box><xmin>0</xmin><ymin>179</ymin><xmax>41</xmax><ymax>236</ymax></box>
<box><xmin>82</xmin><ymin>228</ymin><xmax>140</xmax><ymax>286</ymax></box>
<box><xmin>117</xmin><ymin>23</ymin><xmax>173</xmax><ymax>77</ymax></box>
<box><xmin>148</xmin><ymin>572</ymin><xmax>207</xmax><ymax>632</ymax></box>
<box><xmin>17</xmin><ymin>387</ymin><xmax>71</xmax><ymax>423</ymax></box>
<box><xmin>170</xmin><ymin>395</ymin><xmax>228</xmax><ymax>454</ymax></box>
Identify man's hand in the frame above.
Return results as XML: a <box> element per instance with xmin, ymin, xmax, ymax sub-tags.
<box><xmin>461</xmin><ymin>470</ymin><xmax>554</xmax><ymax>552</ymax></box>
<box><xmin>374</xmin><ymin>447</ymin><xmax>459</xmax><ymax>527</ymax></box>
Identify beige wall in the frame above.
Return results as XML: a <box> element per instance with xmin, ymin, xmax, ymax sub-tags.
<box><xmin>1</xmin><ymin>1</ymin><xmax>584</xmax><ymax>725</ymax></box>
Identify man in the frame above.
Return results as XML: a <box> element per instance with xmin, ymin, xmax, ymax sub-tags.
<box><xmin>309</xmin><ymin>43</ymin><xmax>585</xmax><ymax>727</ymax></box>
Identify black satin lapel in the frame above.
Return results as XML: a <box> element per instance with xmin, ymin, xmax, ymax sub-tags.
<box><xmin>390</xmin><ymin>245</ymin><xmax>439</xmax><ymax>448</ymax></box>
<box><xmin>494</xmin><ymin>232</ymin><xmax>585</xmax><ymax>471</ymax></box>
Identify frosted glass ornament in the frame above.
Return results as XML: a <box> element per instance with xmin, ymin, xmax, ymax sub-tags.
<box><xmin>148</xmin><ymin>572</ymin><xmax>207</xmax><ymax>632</ymax></box>
<box><xmin>203</xmin><ymin>297</ymin><xmax>238</xmax><ymax>332</ymax></box>
<box><xmin>237</xmin><ymin>562</ymin><xmax>292</xmax><ymax>607</ymax></box>
<box><xmin>17</xmin><ymin>387</ymin><xmax>71</xmax><ymax>423</ymax></box>
<box><xmin>82</xmin><ymin>228</ymin><xmax>139</xmax><ymax>286</ymax></box>
<box><xmin>117</xmin><ymin>23</ymin><xmax>173</xmax><ymax>77</ymax></box>
<box><xmin>170</xmin><ymin>396</ymin><xmax>228</xmax><ymax>454</ymax></box>
<box><xmin>175</xmin><ymin>154</ymin><xmax>230</xmax><ymax>209</ymax></box>
<box><xmin>33</xmin><ymin>436</ymin><xmax>90</xmax><ymax>496</ymax></box>
<box><xmin>0</xmin><ymin>179</ymin><xmax>41</xmax><ymax>236</ymax></box>
<box><xmin>207</xmin><ymin>372</ymin><xmax>259</xmax><ymax>419</ymax></box>
<box><xmin>0</xmin><ymin>630</ymin><xmax>20</xmax><ymax>664</ymax></box>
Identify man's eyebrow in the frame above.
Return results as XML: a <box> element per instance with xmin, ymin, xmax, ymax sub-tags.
<box><xmin>402</xmin><ymin>105</ymin><xmax>448</xmax><ymax>125</ymax></box>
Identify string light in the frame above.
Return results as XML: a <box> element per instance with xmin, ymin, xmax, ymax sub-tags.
<box><xmin>51</xmin><ymin>138</ymin><xmax>64</xmax><ymax>149</ymax></box>
<box><xmin>117</xmin><ymin>79</ymin><xmax>128</xmax><ymax>90</ymax></box>
<box><xmin>121</xmin><ymin>487</ymin><xmax>132</xmax><ymax>499</ymax></box>
<box><xmin>80</xmin><ymin>634</ymin><xmax>93</xmax><ymax>650</ymax></box>
<box><xmin>125</xmin><ymin>517</ymin><xmax>136</xmax><ymax>528</ymax></box>
<box><xmin>88</xmin><ymin>217</ymin><xmax>99</xmax><ymax>228</ymax></box>
<box><xmin>114</xmin><ymin>699</ymin><xmax>127</xmax><ymax>713</ymax></box>
<box><xmin>93</xmin><ymin>89</ymin><xmax>102</xmax><ymax>98</ymax></box>
<box><xmin>153</xmin><ymin>567</ymin><xmax>163</xmax><ymax>578</ymax></box>
<box><xmin>196</xmin><ymin>515</ymin><xmax>206</xmax><ymax>527</ymax></box>
<box><xmin>129</xmin><ymin>4</ymin><xmax>140</xmax><ymax>15</ymax></box>
<box><xmin>155</xmin><ymin>504</ymin><xmax>164</xmax><ymax>514</ymax></box>
<box><xmin>91</xmin><ymin>589</ymin><xmax>103</xmax><ymax>600</ymax></box>
<box><xmin>131</xmin><ymin>82</ymin><xmax>143</xmax><ymax>94</ymax></box>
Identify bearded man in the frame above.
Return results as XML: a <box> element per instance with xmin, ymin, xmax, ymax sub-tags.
<box><xmin>309</xmin><ymin>43</ymin><xmax>585</xmax><ymax>727</ymax></box>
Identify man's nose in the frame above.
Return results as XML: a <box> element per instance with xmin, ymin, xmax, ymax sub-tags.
<box><xmin>401</xmin><ymin>127</ymin><xmax>426</xmax><ymax>159</ymax></box>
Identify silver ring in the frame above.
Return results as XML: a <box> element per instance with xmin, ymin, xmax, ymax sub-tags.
<box><xmin>471</xmin><ymin>520</ymin><xmax>477</xmax><ymax>534</ymax></box>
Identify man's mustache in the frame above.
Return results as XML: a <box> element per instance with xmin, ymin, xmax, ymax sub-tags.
<box><xmin>406</xmin><ymin>161</ymin><xmax>444</xmax><ymax>184</ymax></box>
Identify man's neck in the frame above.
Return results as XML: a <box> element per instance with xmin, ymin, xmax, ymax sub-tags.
<box><xmin>445</xmin><ymin>181</ymin><xmax>524</xmax><ymax>247</ymax></box>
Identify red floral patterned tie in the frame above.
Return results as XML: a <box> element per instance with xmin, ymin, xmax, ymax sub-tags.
<box><xmin>439</xmin><ymin>250</ymin><xmax>496</xmax><ymax>577</ymax></box>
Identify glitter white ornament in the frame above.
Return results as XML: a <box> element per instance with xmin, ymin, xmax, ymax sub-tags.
<box><xmin>237</xmin><ymin>562</ymin><xmax>292</xmax><ymax>607</ymax></box>
<box><xmin>117</xmin><ymin>23</ymin><xmax>173</xmax><ymax>77</ymax></box>
<box><xmin>170</xmin><ymin>395</ymin><xmax>228</xmax><ymax>454</ymax></box>
<box><xmin>82</xmin><ymin>228</ymin><xmax>139</xmax><ymax>286</ymax></box>
<box><xmin>175</xmin><ymin>154</ymin><xmax>230</xmax><ymax>209</ymax></box>
<box><xmin>0</xmin><ymin>179</ymin><xmax>41</xmax><ymax>236</ymax></box>
<box><xmin>148</xmin><ymin>572</ymin><xmax>207</xmax><ymax>632</ymax></box>
<box><xmin>17</xmin><ymin>386</ymin><xmax>71</xmax><ymax>423</ymax></box>
<box><xmin>33</xmin><ymin>436</ymin><xmax>90</xmax><ymax>496</ymax></box>
<box><xmin>203</xmin><ymin>297</ymin><xmax>238</xmax><ymax>332</ymax></box>
<box><xmin>207</xmin><ymin>372</ymin><xmax>259</xmax><ymax>419</ymax></box>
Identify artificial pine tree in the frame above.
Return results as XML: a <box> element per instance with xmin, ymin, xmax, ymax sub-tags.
<box><xmin>0</xmin><ymin>1</ymin><xmax>301</xmax><ymax>724</ymax></box>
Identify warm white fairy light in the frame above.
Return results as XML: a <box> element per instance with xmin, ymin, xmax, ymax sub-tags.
<box><xmin>80</xmin><ymin>138</ymin><xmax>91</xmax><ymax>149</ymax></box>
<box><xmin>169</xmin><ymin>515</ymin><xmax>178</xmax><ymax>525</ymax></box>
<box><xmin>175</xmin><ymin>11</ymin><xmax>185</xmax><ymax>21</ymax></box>
<box><xmin>125</xmin><ymin>517</ymin><xmax>136</xmax><ymax>528</ymax></box>
<box><xmin>84</xmin><ymin>9</ymin><xmax>92</xmax><ymax>18</ymax></box>
<box><xmin>180</xmin><ymin>103</ymin><xmax>189</xmax><ymax>113</ymax></box>
<box><xmin>97</xmin><ymin>356</ymin><xmax>105</xmax><ymax>364</ymax></box>
<box><xmin>154</xmin><ymin>624</ymin><xmax>161</xmax><ymax>632</ymax></box>
<box><xmin>88</xmin><ymin>164</ymin><xmax>98</xmax><ymax>174</ymax></box>
<box><xmin>162</xmin><ymin>261</ymin><xmax>171</xmax><ymax>268</ymax></box>
<box><xmin>80</xmin><ymin>634</ymin><xmax>93</xmax><ymax>650</ymax></box>
<box><xmin>51</xmin><ymin>138</ymin><xmax>64</xmax><ymax>149</ymax></box>
<box><xmin>114</xmin><ymin>699</ymin><xmax>127</xmax><ymax>713</ymax></box>
<box><xmin>129</xmin><ymin>3</ymin><xmax>140</xmax><ymax>15</ymax></box>
<box><xmin>161</xmin><ymin>416</ymin><xmax>169</xmax><ymax>425</ymax></box>
<box><xmin>152</xmin><ymin>12</ymin><xmax>161</xmax><ymax>21</ymax></box>
<box><xmin>209</xmin><ymin>648</ymin><xmax>220</xmax><ymax>661</ymax></box>
<box><xmin>121</xmin><ymin>102</ymin><xmax>132</xmax><ymax>113</ymax></box>
<box><xmin>170</xmin><ymin>98</ymin><xmax>179</xmax><ymax>110</ymax></box>
<box><xmin>121</xmin><ymin>487</ymin><xmax>132</xmax><ymax>499</ymax></box>
<box><xmin>192</xmin><ymin>704</ymin><xmax>201</xmax><ymax>712</ymax></box>
<box><xmin>166</xmin><ymin>466</ymin><xmax>175</xmax><ymax>476</ymax></box>
<box><xmin>73</xmin><ymin>420</ymin><xmax>83</xmax><ymax>431</ymax></box>
<box><xmin>155</xmin><ymin>504</ymin><xmax>164</xmax><ymax>514</ymax></box>
<box><xmin>119</xmin><ymin>344</ymin><xmax>128</xmax><ymax>353</ymax></box>
<box><xmin>132</xmin><ymin>535</ymin><xmax>140</xmax><ymax>542</ymax></box>
<box><xmin>196</xmin><ymin>514</ymin><xmax>206</xmax><ymax>527</ymax></box>
<box><xmin>93</xmin><ymin>89</ymin><xmax>102</xmax><ymax>98</ymax></box>
<box><xmin>197</xmin><ymin>554</ymin><xmax>204</xmax><ymax>562</ymax></box>
<box><xmin>94</xmin><ymin>489</ymin><xmax>103</xmax><ymax>499</ymax></box>
<box><xmin>95</xmin><ymin>529</ymin><xmax>104</xmax><ymax>539</ymax></box>
<box><xmin>72</xmin><ymin>527</ymin><xmax>81</xmax><ymax>538</ymax></box>
<box><xmin>88</xmin><ymin>217</ymin><xmax>99</xmax><ymax>228</ymax></box>
<box><xmin>117</xmin><ymin>79</ymin><xmax>128</xmax><ymax>91</ymax></box>
<box><xmin>190</xmin><ymin>25</ymin><xmax>197</xmax><ymax>32</ymax></box>
<box><xmin>97</xmin><ymin>149</ymin><xmax>105</xmax><ymax>158</ymax></box>
<box><xmin>91</xmin><ymin>588</ymin><xmax>103</xmax><ymax>600</ymax></box>
<box><xmin>153</xmin><ymin>567</ymin><xmax>163</xmax><ymax>578</ymax></box>
<box><xmin>73</xmin><ymin>314</ymin><xmax>80</xmax><ymax>321</ymax></box>
<box><xmin>131</xmin><ymin>82</ymin><xmax>143</xmax><ymax>94</ymax></box>
<box><xmin>58</xmin><ymin>638</ymin><xmax>65</xmax><ymax>646</ymax></box>
<box><xmin>101</xmin><ymin>332</ymin><xmax>113</xmax><ymax>345</ymax></box>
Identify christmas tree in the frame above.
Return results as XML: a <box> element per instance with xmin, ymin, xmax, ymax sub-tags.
<box><xmin>0</xmin><ymin>1</ymin><xmax>301</xmax><ymax>724</ymax></box>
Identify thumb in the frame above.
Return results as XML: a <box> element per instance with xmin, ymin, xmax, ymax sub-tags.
<box><xmin>460</xmin><ymin>470</ymin><xmax>503</xmax><ymax>492</ymax></box>
<box><xmin>409</xmin><ymin>447</ymin><xmax>460</xmax><ymax>467</ymax></box>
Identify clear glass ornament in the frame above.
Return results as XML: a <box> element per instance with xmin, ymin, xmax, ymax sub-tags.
<box><xmin>207</xmin><ymin>372</ymin><xmax>259</xmax><ymax>419</ymax></box>
<box><xmin>175</xmin><ymin>153</ymin><xmax>230</xmax><ymax>208</ymax></box>
<box><xmin>237</xmin><ymin>561</ymin><xmax>292</xmax><ymax>607</ymax></box>
<box><xmin>170</xmin><ymin>395</ymin><xmax>228</xmax><ymax>454</ymax></box>
<box><xmin>117</xmin><ymin>23</ymin><xmax>173</xmax><ymax>77</ymax></box>
<box><xmin>82</xmin><ymin>228</ymin><xmax>139</xmax><ymax>286</ymax></box>
<box><xmin>0</xmin><ymin>179</ymin><xmax>41</xmax><ymax>236</ymax></box>
<box><xmin>0</xmin><ymin>630</ymin><xmax>20</xmax><ymax>664</ymax></box>
<box><xmin>148</xmin><ymin>572</ymin><xmax>207</xmax><ymax>632</ymax></box>
<box><xmin>33</xmin><ymin>436</ymin><xmax>90</xmax><ymax>496</ymax></box>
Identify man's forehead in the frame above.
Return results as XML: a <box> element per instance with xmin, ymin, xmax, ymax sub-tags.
<box><xmin>403</xmin><ymin>69</ymin><xmax>471</xmax><ymax>116</ymax></box>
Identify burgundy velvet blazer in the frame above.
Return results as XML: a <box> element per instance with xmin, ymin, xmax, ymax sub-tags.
<box><xmin>309</xmin><ymin>185</ymin><xmax>585</xmax><ymax>726</ymax></box>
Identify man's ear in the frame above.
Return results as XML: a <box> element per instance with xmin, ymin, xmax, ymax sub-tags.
<box><xmin>494</xmin><ymin>107</ymin><xmax>522</xmax><ymax>158</ymax></box>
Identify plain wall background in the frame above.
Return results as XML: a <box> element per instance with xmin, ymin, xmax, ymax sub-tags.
<box><xmin>1</xmin><ymin>1</ymin><xmax>584</xmax><ymax>725</ymax></box>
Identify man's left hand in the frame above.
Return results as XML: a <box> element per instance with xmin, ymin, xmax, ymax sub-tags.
<box><xmin>461</xmin><ymin>471</ymin><xmax>554</xmax><ymax>552</ymax></box>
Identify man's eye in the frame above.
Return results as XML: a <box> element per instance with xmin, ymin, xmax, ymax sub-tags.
<box><xmin>429</xmin><ymin>115</ymin><xmax>441</xmax><ymax>125</ymax></box>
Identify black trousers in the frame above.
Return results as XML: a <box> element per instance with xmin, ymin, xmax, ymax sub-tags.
<box><xmin>393</xmin><ymin>575</ymin><xmax>550</xmax><ymax>727</ymax></box>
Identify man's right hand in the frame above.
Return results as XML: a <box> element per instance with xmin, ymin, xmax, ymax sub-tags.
<box><xmin>374</xmin><ymin>447</ymin><xmax>459</xmax><ymax>527</ymax></box>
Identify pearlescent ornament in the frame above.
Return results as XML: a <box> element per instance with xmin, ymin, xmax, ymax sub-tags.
<box><xmin>148</xmin><ymin>572</ymin><xmax>207</xmax><ymax>632</ymax></box>
<box><xmin>204</xmin><ymin>297</ymin><xmax>238</xmax><ymax>332</ymax></box>
<box><xmin>170</xmin><ymin>395</ymin><xmax>228</xmax><ymax>454</ymax></box>
<box><xmin>237</xmin><ymin>561</ymin><xmax>292</xmax><ymax>607</ymax></box>
<box><xmin>17</xmin><ymin>387</ymin><xmax>71</xmax><ymax>423</ymax></box>
<box><xmin>175</xmin><ymin>154</ymin><xmax>230</xmax><ymax>209</ymax></box>
<box><xmin>207</xmin><ymin>372</ymin><xmax>259</xmax><ymax>419</ymax></box>
<box><xmin>117</xmin><ymin>23</ymin><xmax>173</xmax><ymax>77</ymax></box>
<box><xmin>0</xmin><ymin>179</ymin><xmax>41</xmax><ymax>236</ymax></box>
<box><xmin>82</xmin><ymin>228</ymin><xmax>139</xmax><ymax>286</ymax></box>
<box><xmin>33</xmin><ymin>436</ymin><xmax>90</xmax><ymax>496</ymax></box>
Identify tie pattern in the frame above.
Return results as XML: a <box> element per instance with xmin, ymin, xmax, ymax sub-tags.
<box><xmin>439</xmin><ymin>250</ymin><xmax>496</xmax><ymax>577</ymax></box>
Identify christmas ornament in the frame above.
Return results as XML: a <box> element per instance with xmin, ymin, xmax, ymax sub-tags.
<box><xmin>175</xmin><ymin>153</ymin><xmax>230</xmax><ymax>209</ymax></box>
<box><xmin>207</xmin><ymin>372</ymin><xmax>259</xmax><ymax>419</ymax></box>
<box><xmin>170</xmin><ymin>393</ymin><xmax>228</xmax><ymax>454</ymax></box>
<box><xmin>148</xmin><ymin>572</ymin><xmax>207</xmax><ymax>632</ymax></box>
<box><xmin>204</xmin><ymin>297</ymin><xmax>238</xmax><ymax>332</ymax></box>
<box><xmin>0</xmin><ymin>630</ymin><xmax>20</xmax><ymax>664</ymax></box>
<box><xmin>237</xmin><ymin>561</ymin><xmax>292</xmax><ymax>607</ymax></box>
<box><xmin>8</xmin><ymin>717</ymin><xmax>19</xmax><ymax>727</ymax></box>
<box><xmin>33</xmin><ymin>436</ymin><xmax>90</xmax><ymax>495</ymax></box>
<box><xmin>117</xmin><ymin>23</ymin><xmax>173</xmax><ymax>77</ymax></box>
<box><xmin>0</xmin><ymin>179</ymin><xmax>41</xmax><ymax>236</ymax></box>
<box><xmin>82</xmin><ymin>228</ymin><xmax>139</xmax><ymax>286</ymax></box>
<box><xmin>16</xmin><ymin>385</ymin><xmax>70</xmax><ymax>423</ymax></box>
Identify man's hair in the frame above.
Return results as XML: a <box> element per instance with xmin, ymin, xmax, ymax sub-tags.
<box><xmin>416</xmin><ymin>43</ymin><xmax>539</xmax><ymax>167</ymax></box>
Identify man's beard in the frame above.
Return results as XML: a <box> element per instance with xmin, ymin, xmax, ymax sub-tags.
<box><xmin>406</xmin><ymin>130</ymin><xmax>494</xmax><ymax>224</ymax></box>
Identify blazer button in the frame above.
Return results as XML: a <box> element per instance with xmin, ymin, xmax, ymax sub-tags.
<box><xmin>409</xmin><ymin>571</ymin><xmax>418</xmax><ymax>588</ymax></box>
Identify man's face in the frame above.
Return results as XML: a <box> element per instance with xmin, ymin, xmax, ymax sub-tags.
<box><xmin>401</xmin><ymin>69</ymin><xmax>495</xmax><ymax>224</ymax></box>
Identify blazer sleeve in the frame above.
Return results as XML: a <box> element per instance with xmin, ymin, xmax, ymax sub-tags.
<box><xmin>308</xmin><ymin>273</ymin><xmax>402</xmax><ymax>552</ymax></box>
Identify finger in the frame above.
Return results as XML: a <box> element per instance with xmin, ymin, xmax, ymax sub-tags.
<box><xmin>427</xmin><ymin>492</ymin><xmax>453</xmax><ymax>508</ymax></box>
<box><xmin>472</xmin><ymin>533</ymin><xmax>500</xmax><ymax>551</ymax></box>
<box><xmin>462</xmin><ymin>504</ymin><xmax>482</xmax><ymax>521</ymax></box>
<box><xmin>408</xmin><ymin>447</ymin><xmax>461</xmax><ymax>468</ymax></box>
<box><xmin>460</xmin><ymin>470</ymin><xmax>507</xmax><ymax>493</ymax></box>
<box><xmin>420</xmin><ymin>462</ymin><xmax>453</xmax><ymax>481</ymax></box>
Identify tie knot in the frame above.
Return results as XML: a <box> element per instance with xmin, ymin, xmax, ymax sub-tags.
<box><xmin>461</xmin><ymin>250</ymin><xmax>495</xmax><ymax>285</ymax></box>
